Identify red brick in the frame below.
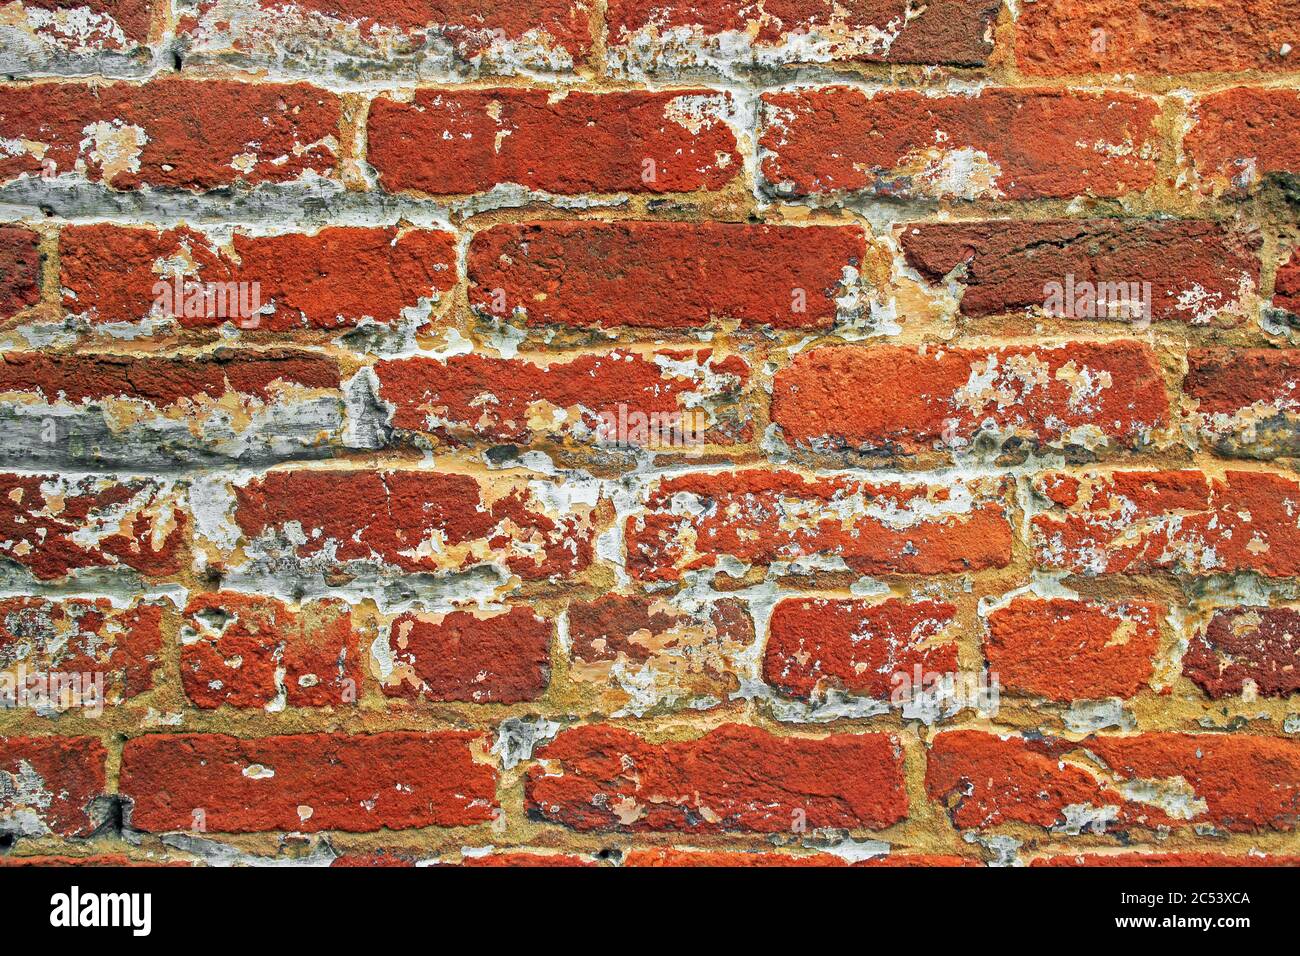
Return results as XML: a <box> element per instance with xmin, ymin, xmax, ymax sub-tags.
<box><xmin>1186</xmin><ymin>352</ymin><xmax>1299</xmax><ymax>418</ymax></box>
<box><xmin>899</xmin><ymin>219</ymin><xmax>1259</xmax><ymax>323</ymax></box>
<box><xmin>329</xmin><ymin>851</ymin><xmax>419</xmax><ymax>866</ymax></box>
<box><xmin>927</xmin><ymin>730</ymin><xmax>1300</xmax><ymax>833</ymax></box>
<box><xmin>984</xmin><ymin>598</ymin><xmax>1163</xmax><ymax>701</ymax></box>
<box><xmin>856</xmin><ymin>854</ymin><xmax>982</xmax><ymax>867</ymax></box>
<box><xmin>0</xmin><ymin>597</ymin><xmax>164</xmax><ymax>705</ymax></box>
<box><xmin>526</xmin><ymin>724</ymin><xmax>907</xmax><ymax>832</ymax></box>
<box><xmin>624</xmin><ymin>848</ymin><xmax>848</xmax><ymax>866</ymax></box>
<box><xmin>1016</xmin><ymin>0</ymin><xmax>1298</xmax><ymax>76</ymax></box>
<box><xmin>626</xmin><ymin>470</ymin><xmax>1012</xmax><ymax>583</ymax></box>
<box><xmin>446</xmin><ymin>851</ymin><xmax>595</xmax><ymax>867</ymax></box>
<box><xmin>0</xmin><ymin>737</ymin><xmax>107</xmax><ymax>837</ymax></box>
<box><xmin>0</xmin><ymin>350</ymin><xmax>347</xmax><ymax>468</ymax></box>
<box><xmin>179</xmin><ymin>0</ymin><xmax>592</xmax><ymax>70</ymax></box>
<box><xmin>760</xmin><ymin>88</ymin><xmax>1160</xmax><ymax>200</ymax></box>
<box><xmin>227</xmin><ymin>470</ymin><xmax>597</xmax><ymax>581</ymax></box>
<box><xmin>1031</xmin><ymin>469</ymin><xmax>1300</xmax><ymax>577</ymax></box>
<box><xmin>1184</xmin><ymin>606</ymin><xmax>1300</xmax><ymax>699</ymax></box>
<box><xmin>1033</xmin><ymin>852</ymin><xmax>1300</xmax><ymax>867</ymax></box>
<box><xmin>1184</xmin><ymin>88</ymin><xmax>1300</xmax><ymax>195</ymax></box>
<box><xmin>772</xmin><ymin>342</ymin><xmax>1169</xmax><ymax>456</ymax></box>
<box><xmin>566</xmin><ymin>595</ymin><xmax>754</xmax><ymax>712</ymax></box>
<box><xmin>622</xmin><ymin>848</ymin><xmax>976</xmax><ymax>866</ymax></box>
<box><xmin>368</xmin><ymin>89</ymin><xmax>738</xmax><ymax>195</ymax></box>
<box><xmin>330</xmin><ymin>849</ymin><xmax>595</xmax><ymax>866</ymax></box>
<box><xmin>606</xmin><ymin>0</ymin><xmax>1001</xmax><ymax>70</ymax></box>
<box><xmin>377</xmin><ymin>606</ymin><xmax>550</xmax><ymax>704</ymax></box>
<box><xmin>0</xmin><ymin>80</ymin><xmax>339</xmax><ymax>190</ymax></box>
<box><xmin>0</xmin><ymin>351</ymin><xmax>340</xmax><ymax>405</ymax></box>
<box><xmin>6</xmin><ymin>0</ymin><xmax>153</xmax><ymax>50</ymax></box>
<box><xmin>1276</xmin><ymin>254</ymin><xmax>1300</xmax><ymax>316</ymax></box>
<box><xmin>376</xmin><ymin>348</ymin><xmax>749</xmax><ymax>447</ymax></box>
<box><xmin>1185</xmin><ymin>349</ymin><xmax>1300</xmax><ymax>459</ymax></box>
<box><xmin>0</xmin><ymin>474</ymin><xmax>184</xmax><ymax>580</ymax></box>
<box><xmin>764</xmin><ymin>598</ymin><xmax>958</xmax><ymax>701</ymax></box>
<box><xmin>568</xmin><ymin>594</ymin><xmax>727</xmax><ymax>665</ymax></box>
<box><xmin>120</xmin><ymin>732</ymin><xmax>497</xmax><ymax>832</ymax></box>
<box><xmin>0</xmin><ymin>854</ymin><xmax>186</xmax><ymax>867</ymax></box>
<box><xmin>468</xmin><ymin>221</ymin><xmax>863</xmax><ymax>330</ymax></box>
<box><xmin>181</xmin><ymin>594</ymin><xmax>361</xmax><ymax>709</ymax></box>
<box><xmin>0</xmin><ymin>227</ymin><xmax>41</xmax><ymax>321</ymax></box>
<box><xmin>60</xmin><ymin>225</ymin><xmax>455</xmax><ymax>329</ymax></box>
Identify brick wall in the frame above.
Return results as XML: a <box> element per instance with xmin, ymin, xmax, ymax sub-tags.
<box><xmin>0</xmin><ymin>0</ymin><xmax>1299</xmax><ymax>867</ymax></box>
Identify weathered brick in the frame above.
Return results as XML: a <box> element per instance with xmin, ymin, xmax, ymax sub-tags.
<box><xmin>0</xmin><ymin>80</ymin><xmax>339</xmax><ymax>189</ymax></box>
<box><xmin>526</xmin><ymin>724</ymin><xmax>907</xmax><ymax>832</ymax></box>
<box><xmin>624</xmin><ymin>848</ymin><xmax>848</xmax><ymax>866</ymax></box>
<box><xmin>623</xmin><ymin>848</ymin><xmax>975</xmax><ymax>866</ymax></box>
<box><xmin>368</xmin><ymin>89</ymin><xmax>738</xmax><ymax>195</ymax></box>
<box><xmin>0</xmin><ymin>736</ymin><xmax>107</xmax><ymax>837</ymax></box>
<box><xmin>60</xmin><ymin>225</ymin><xmax>456</xmax><ymax>329</ymax></box>
<box><xmin>764</xmin><ymin>598</ymin><xmax>958</xmax><ymax>701</ymax></box>
<box><xmin>0</xmin><ymin>473</ymin><xmax>184</xmax><ymax>580</ymax></box>
<box><xmin>1016</xmin><ymin>0</ymin><xmax>1299</xmax><ymax>76</ymax></box>
<box><xmin>984</xmin><ymin>598</ymin><xmax>1163</xmax><ymax>700</ymax></box>
<box><xmin>120</xmin><ymin>732</ymin><xmax>497</xmax><ymax>832</ymax></box>
<box><xmin>468</xmin><ymin>221</ymin><xmax>864</xmax><ymax>330</ymax></box>
<box><xmin>0</xmin><ymin>0</ymin><xmax>153</xmax><ymax>66</ymax></box>
<box><xmin>626</xmin><ymin>470</ymin><xmax>1012</xmax><ymax>583</ymax></box>
<box><xmin>566</xmin><ymin>594</ymin><xmax>754</xmax><ymax>714</ymax></box>
<box><xmin>0</xmin><ymin>227</ymin><xmax>41</xmax><ymax>321</ymax></box>
<box><xmin>852</xmin><ymin>853</ymin><xmax>981</xmax><ymax>866</ymax></box>
<box><xmin>444</xmin><ymin>851</ymin><xmax>595</xmax><ymax>866</ymax></box>
<box><xmin>328</xmin><ymin>850</ymin><xmax>420</xmax><ymax>867</ymax></box>
<box><xmin>0</xmin><ymin>351</ymin><xmax>346</xmax><ymax>468</ymax></box>
<box><xmin>760</xmin><ymin>88</ymin><xmax>1160</xmax><ymax>200</ymax></box>
<box><xmin>772</xmin><ymin>342</ymin><xmax>1170</xmax><ymax>457</ymax></box>
<box><xmin>1185</xmin><ymin>349</ymin><xmax>1300</xmax><ymax>459</ymax></box>
<box><xmin>375</xmin><ymin>349</ymin><xmax>750</xmax><ymax>448</ymax></box>
<box><xmin>177</xmin><ymin>0</ymin><xmax>593</xmax><ymax>74</ymax></box>
<box><xmin>1184</xmin><ymin>606</ymin><xmax>1300</xmax><ymax>699</ymax></box>
<box><xmin>1031</xmin><ymin>469</ymin><xmax>1300</xmax><ymax>577</ymax></box>
<box><xmin>0</xmin><ymin>597</ymin><xmax>164</xmax><ymax>706</ymax></box>
<box><xmin>1276</xmin><ymin>254</ymin><xmax>1300</xmax><ymax>316</ymax></box>
<box><xmin>898</xmin><ymin>219</ymin><xmax>1259</xmax><ymax>324</ymax></box>
<box><xmin>605</xmin><ymin>0</ymin><xmax>1002</xmax><ymax>73</ymax></box>
<box><xmin>8</xmin><ymin>0</ymin><xmax>151</xmax><ymax>43</ymax></box>
<box><xmin>331</xmin><ymin>849</ymin><xmax>596</xmax><ymax>866</ymax></box>
<box><xmin>221</xmin><ymin>469</ymin><xmax>599</xmax><ymax>581</ymax></box>
<box><xmin>1184</xmin><ymin>88</ymin><xmax>1300</xmax><ymax>195</ymax></box>
<box><xmin>8</xmin><ymin>0</ymin><xmax>1298</xmax><ymax>875</ymax></box>
<box><xmin>1033</xmin><ymin>852</ymin><xmax>1300</xmax><ymax>867</ymax></box>
<box><xmin>330</xmin><ymin>849</ymin><xmax>595</xmax><ymax>866</ymax></box>
<box><xmin>0</xmin><ymin>854</ymin><xmax>186</xmax><ymax>866</ymax></box>
<box><xmin>376</xmin><ymin>606</ymin><xmax>550</xmax><ymax>704</ymax></box>
<box><xmin>0</xmin><ymin>350</ymin><xmax>338</xmax><ymax>405</ymax></box>
<box><xmin>181</xmin><ymin>594</ymin><xmax>361</xmax><ymax>709</ymax></box>
<box><xmin>927</xmin><ymin>730</ymin><xmax>1300</xmax><ymax>833</ymax></box>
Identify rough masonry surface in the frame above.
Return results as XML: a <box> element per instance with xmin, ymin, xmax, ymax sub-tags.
<box><xmin>0</xmin><ymin>0</ymin><xmax>1299</xmax><ymax>869</ymax></box>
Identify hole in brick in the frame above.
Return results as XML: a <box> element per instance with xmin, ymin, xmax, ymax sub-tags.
<box><xmin>87</xmin><ymin>795</ymin><xmax>127</xmax><ymax>839</ymax></box>
<box><xmin>486</xmin><ymin>445</ymin><xmax>522</xmax><ymax>467</ymax></box>
<box><xmin>194</xmin><ymin>606</ymin><xmax>234</xmax><ymax>633</ymax></box>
